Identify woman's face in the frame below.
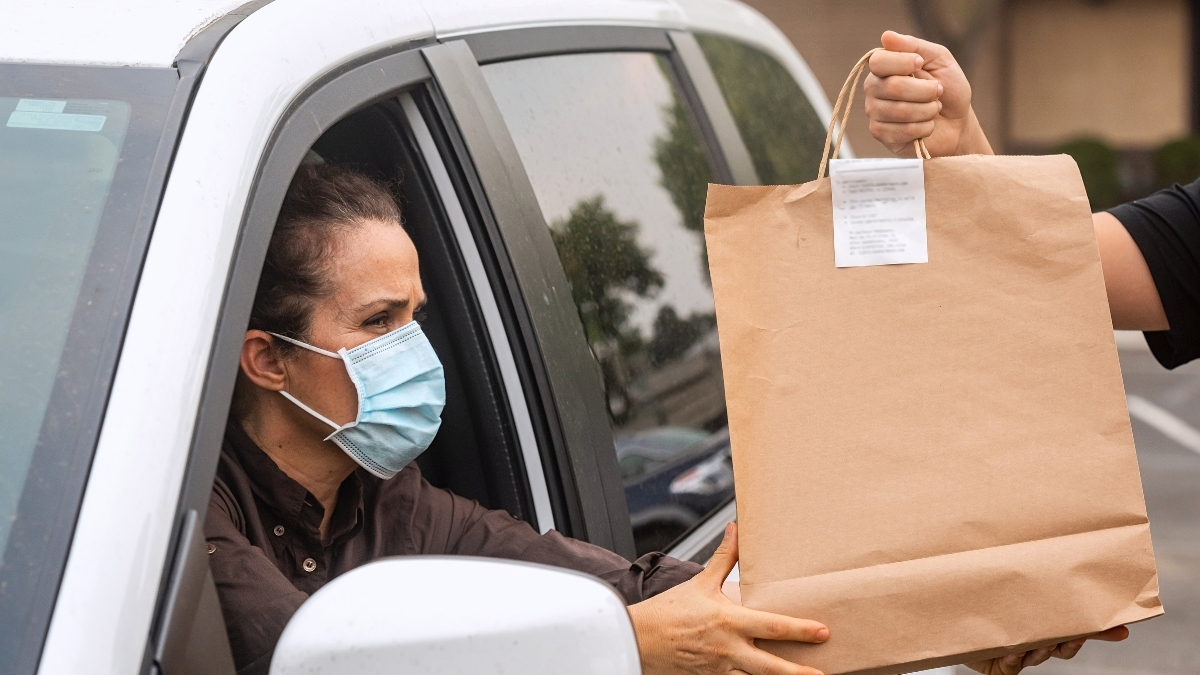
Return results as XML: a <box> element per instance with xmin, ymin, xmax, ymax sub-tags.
<box><xmin>282</xmin><ymin>218</ymin><xmax>425</xmax><ymax>430</ymax></box>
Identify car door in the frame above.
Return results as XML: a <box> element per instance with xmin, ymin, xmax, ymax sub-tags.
<box><xmin>106</xmin><ymin>18</ymin><xmax>608</xmax><ymax>675</ymax></box>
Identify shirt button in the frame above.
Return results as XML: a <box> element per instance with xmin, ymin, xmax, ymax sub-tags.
<box><xmin>302</xmin><ymin>558</ymin><xmax>317</xmax><ymax>573</ymax></box>
<box><xmin>273</xmin><ymin>525</ymin><xmax>285</xmax><ymax>536</ymax></box>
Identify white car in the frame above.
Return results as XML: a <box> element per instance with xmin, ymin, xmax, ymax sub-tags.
<box><xmin>0</xmin><ymin>1</ymin><xmax>908</xmax><ymax>674</ymax></box>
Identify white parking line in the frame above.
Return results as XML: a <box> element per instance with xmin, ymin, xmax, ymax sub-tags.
<box><xmin>1127</xmin><ymin>395</ymin><xmax>1200</xmax><ymax>457</ymax></box>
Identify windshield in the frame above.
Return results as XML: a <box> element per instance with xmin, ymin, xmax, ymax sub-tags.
<box><xmin>1</xmin><ymin>96</ymin><xmax>132</xmax><ymax>548</ymax></box>
<box><xmin>0</xmin><ymin>64</ymin><xmax>177</xmax><ymax>669</ymax></box>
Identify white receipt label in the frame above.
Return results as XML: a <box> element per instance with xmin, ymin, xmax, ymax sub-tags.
<box><xmin>829</xmin><ymin>158</ymin><xmax>927</xmax><ymax>267</ymax></box>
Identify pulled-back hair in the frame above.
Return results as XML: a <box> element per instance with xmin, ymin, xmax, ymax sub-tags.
<box><xmin>233</xmin><ymin>162</ymin><xmax>402</xmax><ymax>418</ymax></box>
<box><xmin>250</xmin><ymin>162</ymin><xmax>402</xmax><ymax>346</ymax></box>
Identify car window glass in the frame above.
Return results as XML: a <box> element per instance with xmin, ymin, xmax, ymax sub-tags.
<box><xmin>696</xmin><ymin>33</ymin><xmax>827</xmax><ymax>184</ymax></box>
<box><xmin>482</xmin><ymin>52</ymin><xmax>731</xmax><ymax>556</ymax></box>
<box><xmin>0</xmin><ymin>96</ymin><xmax>131</xmax><ymax>555</ymax></box>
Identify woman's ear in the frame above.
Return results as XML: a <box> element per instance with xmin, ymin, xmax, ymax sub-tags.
<box><xmin>241</xmin><ymin>330</ymin><xmax>288</xmax><ymax>391</ymax></box>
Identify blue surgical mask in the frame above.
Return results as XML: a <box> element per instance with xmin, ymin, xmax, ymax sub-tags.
<box><xmin>269</xmin><ymin>321</ymin><xmax>445</xmax><ymax>479</ymax></box>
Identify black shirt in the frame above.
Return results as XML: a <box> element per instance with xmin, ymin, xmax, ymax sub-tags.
<box><xmin>206</xmin><ymin>423</ymin><xmax>702</xmax><ymax>674</ymax></box>
<box><xmin>1110</xmin><ymin>178</ymin><xmax>1200</xmax><ymax>367</ymax></box>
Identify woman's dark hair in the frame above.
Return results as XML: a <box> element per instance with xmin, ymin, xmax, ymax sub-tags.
<box><xmin>233</xmin><ymin>162</ymin><xmax>402</xmax><ymax>418</ymax></box>
<box><xmin>251</xmin><ymin>162</ymin><xmax>402</xmax><ymax>344</ymax></box>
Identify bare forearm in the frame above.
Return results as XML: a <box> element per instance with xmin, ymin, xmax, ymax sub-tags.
<box><xmin>1094</xmin><ymin>211</ymin><xmax>1168</xmax><ymax>331</ymax></box>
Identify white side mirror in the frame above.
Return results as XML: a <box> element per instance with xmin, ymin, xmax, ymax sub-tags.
<box><xmin>269</xmin><ymin>556</ymin><xmax>641</xmax><ymax>675</ymax></box>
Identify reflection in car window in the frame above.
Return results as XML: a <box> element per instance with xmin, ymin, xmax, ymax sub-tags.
<box><xmin>483</xmin><ymin>52</ymin><xmax>731</xmax><ymax>556</ymax></box>
<box><xmin>0</xmin><ymin>97</ymin><xmax>131</xmax><ymax>555</ymax></box>
<box><xmin>696</xmin><ymin>34</ymin><xmax>828</xmax><ymax>185</ymax></box>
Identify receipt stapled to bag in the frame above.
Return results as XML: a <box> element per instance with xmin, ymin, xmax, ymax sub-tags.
<box><xmin>829</xmin><ymin>158</ymin><xmax>927</xmax><ymax>268</ymax></box>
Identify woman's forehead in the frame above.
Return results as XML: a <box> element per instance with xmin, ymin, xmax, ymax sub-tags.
<box><xmin>329</xmin><ymin>220</ymin><xmax>422</xmax><ymax>297</ymax></box>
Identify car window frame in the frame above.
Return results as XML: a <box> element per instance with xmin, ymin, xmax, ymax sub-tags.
<box><xmin>143</xmin><ymin>46</ymin><xmax>442</xmax><ymax>675</ymax></box>
<box><xmin>430</xmin><ymin>25</ymin><xmax>762</xmax><ymax>559</ymax></box>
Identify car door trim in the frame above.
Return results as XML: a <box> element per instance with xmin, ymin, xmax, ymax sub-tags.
<box><xmin>463</xmin><ymin>25</ymin><xmax>673</xmax><ymax>65</ymax></box>
<box><xmin>667</xmin><ymin>30</ymin><xmax>760</xmax><ymax>186</ymax></box>
<box><xmin>422</xmin><ymin>40</ymin><xmax>637</xmax><ymax>557</ymax></box>
<box><xmin>398</xmin><ymin>92</ymin><xmax>555</xmax><ymax>533</ymax></box>
<box><xmin>141</xmin><ymin>47</ymin><xmax>433</xmax><ymax>675</ymax></box>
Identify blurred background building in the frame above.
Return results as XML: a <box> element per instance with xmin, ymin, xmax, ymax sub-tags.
<box><xmin>745</xmin><ymin>0</ymin><xmax>1200</xmax><ymax>209</ymax></box>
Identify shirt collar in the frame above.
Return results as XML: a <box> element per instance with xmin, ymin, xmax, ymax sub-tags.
<box><xmin>224</xmin><ymin>422</ymin><xmax>365</xmax><ymax>542</ymax></box>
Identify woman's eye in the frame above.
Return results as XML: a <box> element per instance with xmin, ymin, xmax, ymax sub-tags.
<box><xmin>414</xmin><ymin>308</ymin><xmax>428</xmax><ymax>324</ymax></box>
<box><xmin>365</xmin><ymin>313</ymin><xmax>389</xmax><ymax>327</ymax></box>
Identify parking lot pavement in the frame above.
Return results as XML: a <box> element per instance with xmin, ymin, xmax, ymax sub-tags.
<box><xmin>952</xmin><ymin>333</ymin><xmax>1200</xmax><ymax>675</ymax></box>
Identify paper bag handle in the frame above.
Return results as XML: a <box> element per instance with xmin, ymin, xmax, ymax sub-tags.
<box><xmin>817</xmin><ymin>49</ymin><xmax>932</xmax><ymax>180</ymax></box>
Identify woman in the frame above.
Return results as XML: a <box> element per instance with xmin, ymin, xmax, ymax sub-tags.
<box><xmin>206</xmin><ymin>163</ymin><xmax>1112</xmax><ymax>675</ymax></box>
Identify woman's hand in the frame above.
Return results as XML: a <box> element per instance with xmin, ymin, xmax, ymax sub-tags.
<box><xmin>864</xmin><ymin>30</ymin><xmax>993</xmax><ymax>157</ymax></box>
<box><xmin>628</xmin><ymin>522</ymin><xmax>829</xmax><ymax>675</ymax></box>
<box><xmin>965</xmin><ymin>626</ymin><xmax>1130</xmax><ymax>674</ymax></box>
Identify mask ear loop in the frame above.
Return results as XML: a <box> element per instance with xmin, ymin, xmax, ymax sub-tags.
<box><xmin>268</xmin><ymin>331</ymin><xmax>340</xmax><ymax>358</ymax></box>
<box><xmin>266</xmin><ymin>332</ymin><xmax>351</xmax><ymax>440</ymax></box>
<box><xmin>278</xmin><ymin>391</ymin><xmax>345</xmax><ymax>441</ymax></box>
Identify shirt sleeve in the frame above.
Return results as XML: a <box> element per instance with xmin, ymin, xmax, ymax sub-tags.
<box><xmin>206</xmin><ymin>477</ymin><xmax>309</xmax><ymax>675</ymax></box>
<box><xmin>1109</xmin><ymin>178</ymin><xmax>1200</xmax><ymax>368</ymax></box>
<box><xmin>404</xmin><ymin>470</ymin><xmax>703</xmax><ymax>603</ymax></box>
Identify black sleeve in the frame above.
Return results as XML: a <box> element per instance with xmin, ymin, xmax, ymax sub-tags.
<box><xmin>1109</xmin><ymin>178</ymin><xmax>1200</xmax><ymax>368</ymax></box>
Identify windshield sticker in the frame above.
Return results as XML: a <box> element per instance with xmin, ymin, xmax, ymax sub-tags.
<box><xmin>15</xmin><ymin>98</ymin><xmax>67</xmax><ymax>113</ymax></box>
<box><xmin>7</xmin><ymin>110</ymin><xmax>106</xmax><ymax>132</ymax></box>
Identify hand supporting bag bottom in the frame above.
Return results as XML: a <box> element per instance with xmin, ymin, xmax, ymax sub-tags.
<box><xmin>703</xmin><ymin>51</ymin><xmax>1162</xmax><ymax>675</ymax></box>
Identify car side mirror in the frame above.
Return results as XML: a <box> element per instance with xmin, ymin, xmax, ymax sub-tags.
<box><xmin>269</xmin><ymin>556</ymin><xmax>642</xmax><ymax>675</ymax></box>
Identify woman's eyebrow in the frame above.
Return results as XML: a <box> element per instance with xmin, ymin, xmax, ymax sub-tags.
<box><xmin>356</xmin><ymin>295</ymin><xmax>427</xmax><ymax>313</ymax></box>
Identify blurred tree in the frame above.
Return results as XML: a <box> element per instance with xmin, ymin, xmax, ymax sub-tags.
<box><xmin>649</xmin><ymin>306</ymin><xmax>716</xmax><ymax>366</ymax></box>
<box><xmin>1052</xmin><ymin>138</ymin><xmax>1121</xmax><ymax>210</ymax></box>
<box><xmin>551</xmin><ymin>196</ymin><xmax>663</xmax><ymax>423</ymax></box>
<box><xmin>1152</xmin><ymin>136</ymin><xmax>1200</xmax><ymax>191</ymax></box>
<box><xmin>654</xmin><ymin>97</ymin><xmax>710</xmax><ymax>236</ymax></box>
<box><xmin>695</xmin><ymin>34</ymin><xmax>826</xmax><ymax>185</ymax></box>
<box><xmin>550</xmin><ymin>195</ymin><xmax>663</xmax><ymax>348</ymax></box>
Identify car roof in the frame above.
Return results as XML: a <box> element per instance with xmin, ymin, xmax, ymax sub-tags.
<box><xmin>0</xmin><ymin>0</ymin><xmax>785</xmax><ymax>68</ymax></box>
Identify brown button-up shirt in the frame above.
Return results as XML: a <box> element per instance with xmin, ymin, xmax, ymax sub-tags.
<box><xmin>206</xmin><ymin>424</ymin><xmax>702</xmax><ymax>674</ymax></box>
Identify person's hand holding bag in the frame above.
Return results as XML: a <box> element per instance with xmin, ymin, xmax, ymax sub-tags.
<box><xmin>629</xmin><ymin>522</ymin><xmax>830</xmax><ymax>675</ymax></box>
<box><xmin>863</xmin><ymin>30</ymin><xmax>993</xmax><ymax>157</ymax></box>
<box><xmin>963</xmin><ymin>626</ymin><xmax>1129</xmax><ymax>675</ymax></box>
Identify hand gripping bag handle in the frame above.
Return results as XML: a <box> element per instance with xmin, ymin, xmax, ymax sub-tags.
<box><xmin>817</xmin><ymin>48</ymin><xmax>932</xmax><ymax>180</ymax></box>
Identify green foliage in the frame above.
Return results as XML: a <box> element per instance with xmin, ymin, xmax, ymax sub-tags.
<box><xmin>653</xmin><ymin>97</ymin><xmax>711</xmax><ymax>235</ymax></box>
<box><xmin>1051</xmin><ymin>137</ymin><xmax>1121</xmax><ymax>210</ymax></box>
<box><xmin>696</xmin><ymin>33</ymin><xmax>827</xmax><ymax>185</ymax></box>
<box><xmin>549</xmin><ymin>196</ymin><xmax>663</xmax><ymax>347</ymax></box>
<box><xmin>1152</xmin><ymin>135</ymin><xmax>1200</xmax><ymax>191</ymax></box>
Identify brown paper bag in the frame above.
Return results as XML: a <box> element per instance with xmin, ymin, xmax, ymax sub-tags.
<box><xmin>703</xmin><ymin>51</ymin><xmax>1162</xmax><ymax>675</ymax></box>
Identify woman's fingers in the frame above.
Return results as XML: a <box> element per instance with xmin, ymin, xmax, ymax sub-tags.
<box><xmin>1021</xmin><ymin>646</ymin><xmax>1055</xmax><ymax>667</ymax></box>
<box><xmin>698</xmin><ymin>521</ymin><xmax>740</xmax><ymax>589</ymax></box>
<box><xmin>997</xmin><ymin>651</ymin><xmax>1027</xmax><ymax>675</ymax></box>
<box><xmin>733</xmin><ymin>606</ymin><xmax>830</xmax><ymax>644</ymax></box>
<box><xmin>1051</xmin><ymin>639</ymin><xmax>1087</xmax><ymax>660</ymax></box>
<box><xmin>731</xmin><ymin>644</ymin><xmax>826</xmax><ymax>675</ymax></box>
